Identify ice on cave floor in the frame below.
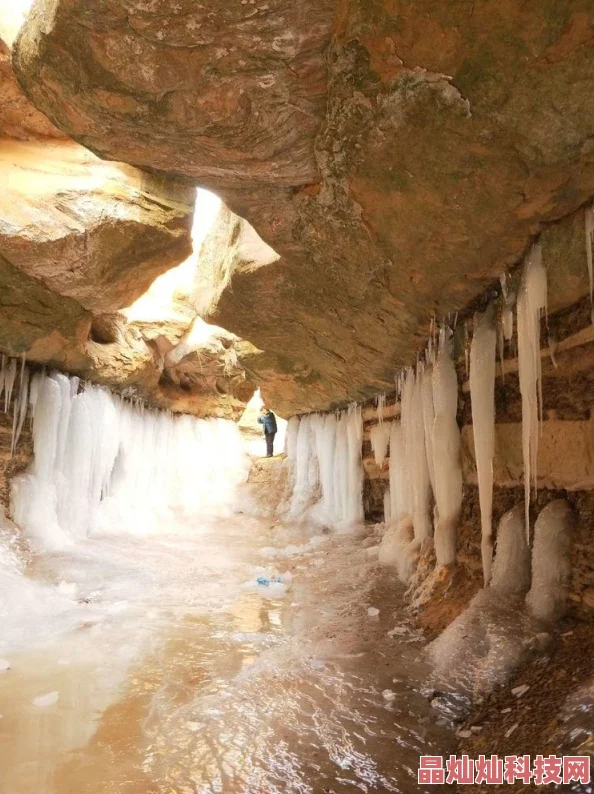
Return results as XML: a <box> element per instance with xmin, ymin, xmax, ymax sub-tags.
<box><xmin>526</xmin><ymin>499</ymin><xmax>575</xmax><ymax>623</ymax></box>
<box><xmin>489</xmin><ymin>504</ymin><xmax>530</xmax><ymax>596</ymax></box>
<box><xmin>378</xmin><ymin>517</ymin><xmax>418</xmax><ymax>584</ymax></box>
<box><xmin>431</xmin><ymin>328</ymin><xmax>462</xmax><ymax>567</ymax></box>
<box><xmin>426</xmin><ymin>501</ymin><xmax>566</xmax><ymax>720</ymax></box>
<box><xmin>469</xmin><ymin>305</ymin><xmax>497</xmax><ymax>585</ymax></box>
<box><xmin>517</xmin><ymin>242</ymin><xmax>547</xmax><ymax>540</ymax></box>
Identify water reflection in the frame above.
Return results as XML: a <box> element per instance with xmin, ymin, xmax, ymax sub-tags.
<box><xmin>0</xmin><ymin>518</ymin><xmax>453</xmax><ymax>793</ymax></box>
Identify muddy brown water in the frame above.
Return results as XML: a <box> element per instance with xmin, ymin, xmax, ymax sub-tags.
<box><xmin>0</xmin><ymin>516</ymin><xmax>454</xmax><ymax>793</ymax></box>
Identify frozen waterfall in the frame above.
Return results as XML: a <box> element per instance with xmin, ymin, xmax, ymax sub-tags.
<box><xmin>11</xmin><ymin>371</ymin><xmax>250</xmax><ymax>549</ymax></box>
<box><xmin>469</xmin><ymin>305</ymin><xmax>497</xmax><ymax>585</ymax></box>
<box><xmin>517</xmin><ymin>243</ymin><xmax>547</xmax><ymax>539</ymax></box>
<box><xmin>287</xmin><ymin>406</ymin><xmax>363</xmax><ymax>529</ymax></box>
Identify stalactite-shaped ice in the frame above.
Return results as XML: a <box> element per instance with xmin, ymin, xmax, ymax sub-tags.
<box><xmin>526</xmin><ymin>499</ymin><xmax>575</xmax><ymax>622</ymax></box>
<box><xmin>421</xmin><ymin>366</ymin><xmax>436</xmax><ymax>497</ymax></box>
<box><xmin>3</xmin><ymin>358</ymin><xmax>17</xmax><ymax>414</ymax></box>
<box><xmin>500</xmin><ymin>273</ymin><xmax>515</xmax><ymax>342</ymax></box>
<box><xmin>383</xmin><ymin>488</ymin><xmax>391</xmax><ymax>523</ymax></box>
<box><xmin>388</xmin><ymin>421</ymin><xmax>409</xmax><ymax>524</ymax></box>
<box><xmin>346</xmin><ymin>403</ymin><xmax>364</xmax><ymax>526</ymax></box>
<box><xmin>517</xmin><ymin>243</ymin><xmax>547</xmax><ymax>539</ymax></box>
<box><xmin>376</xmin><ymin>393</ymin><xmax>386</xmax><ymax>424</ymax></box>
<box><xmin>11</xmin><ymin>367</ymin><xmax>29</xmax><ymax>455</ymax></box>
<box><xmin>432</xmin><ymin>329</ymin><xmax>462</xmax><ymax>567</ymax></box>
<box><xmin>469</xmin><ymin>305</ymin><xmax>497</xmax><ymax>585</ymax></box>
<box><xmin>0</xmin><ymin>355</ymin><xmax>5</xmax><ymax>405</ymax></box>
<box><xmin>370</xmin><ymin>422</ymin><xmax>391</xmax><ymax>468</ymax></box>
<box><xmin>401</xmin><ymin>367</ymin><xmax>432</xmax><ymax>542</ymax></box>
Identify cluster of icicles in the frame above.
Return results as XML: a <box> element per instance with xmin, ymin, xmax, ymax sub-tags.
<box><xmin>285</xmin><ymin>406</ymin><xmax>364</xmax><ymax>530</ymax></box>
<box><xmin>367</xmin><ymin>243</ymin><xmax>549</xmax><ymax>586</ymax></box>
<box><xmin>3</xmin><ymin>366</ymin><xmax>248</xmax><ymax>549</ymax></box>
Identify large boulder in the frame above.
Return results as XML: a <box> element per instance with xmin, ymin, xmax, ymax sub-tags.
<box><xmin>0</xmin><ymin>34</ymin><xmax>257</xmax><ymax>418</ymax></box>
<box><xmin>12</xmin><ymin>0</ymin><xmax>594</xmax><ymax>414</ymax></box>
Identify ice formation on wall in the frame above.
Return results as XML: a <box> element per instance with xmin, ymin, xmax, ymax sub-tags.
<box><xmin>287</xmin><ymin>406</ymin><xmax>363</xmax><ymax>529</ymax></box>
<box><xmin>431</xmin><ymin>329</ymin><xmax>462</xmax><ymax>567</ymax></box>
<box><xmin>517</xmin><ymin>243</ymin><xmax>547</xmax><ymax>538</ymax></box>
<box><xmin>469</xmin><ymin>305</ymin><xmax>497</xmax><ymax>585</ymax></box>
<box><xmin>370</xmin><ymin>422</ymin><xmax>391</xmax><ymax>468</ymax></box>
<box><xmin>11</xmin><ymin>372</ymin><xmax>250</xmax><ymax>549</ymax></box>
<box><xmin>421</xmin><ymin>367</ymin><xmax>437</xmax><ymax>497</ymax></box>
<box><xmin>526</xmin><ymin>499</ymin><xmax>574</xmax><ymax>622</ymax></box>
<box><xmin>401</xmin><ymin>368</ymin><xmax>432</xmax><ymax>542</ymax></box>
<box><xmin>388</xmin><ymin>421</ymin><xmax>409</xmax><ymax>524</ymax></box>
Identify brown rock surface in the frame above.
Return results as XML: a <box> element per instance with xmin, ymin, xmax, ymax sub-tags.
<box><xmin>0</xmin><ymin>37</ymin><xmax>62</xmax><ymax>140</ymax></box>
<box><xmin>0</xmin><ymin>139</ymin><xmax>194</xmax><ymax>314</ymax></box>
<box><xmin>0</xmin><ymin>33</ymin><xmax>256</xmax><ymax>418</ymax></box>
<box><xmin>13</xmin><ymin>0</ymin><xmax>594</xmax><ymax>414</ymax></box>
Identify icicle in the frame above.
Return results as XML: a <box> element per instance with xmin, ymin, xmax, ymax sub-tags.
<box><xmin>421</xmin><ymin>365</ymin><xmax>436</xmax><ymax>497</ymax></box>
<box><xmin>548</xmin><ymin>332</ymin><xmax>558</xmax><ymax>369</ymax></box>
<box><xmin>346</xmin><ymin>403</ymin><xmax>364</xmax><ymax>526</ymax></box>
<box><xmin>517</xmin><ymin>242</ymin><xmax>547</xmax><ymax>540</ymax></box>
<box><xmin>388</xmin><ymin>422</ymin><xmax>409</xmax><ymax>523</ymax></box>
<box><xmin>469</xmin><ymin>304</ymin><xmax>497</xmax><ymax>585</ymax></box>
<box><xmin>585</xmin><ymin>201</ymin><xmax>594</xmax><ymax>316</ymax></box>
<box><xmin>401</xmin><ymin>367</ymin><xmax>432</xmax><ymax>542</ymax></box>
<box><xmin>4</xmin><ymin>359</ymin><xmax>17</xmax><ymax>413</ymax></box>
<box><xmin>0</xmin><ymin>354</ymin><xmax>5</xmax><ymax>406</ymax></box>
<box><xmin>383</xmin><ymin>488</ymin><xmax>391</xmax><ymax>523</ymax></box>
<box><xmin>498</xmin><ymin>327</ymin><xmax>505</xmax><ymax>382</ymax></box>
<box><xmin>370</xmin><ymin>422</ymin><xmax>391</xmax><ymax>468</ymax></box>
<box><xmin>376</xmin><ymin>393</ymin><xmax>386</xmax><ymax>424</ymax></box>
<box><xmin>432</xmin><ymin>327</ymin><xmax>462</xmax><ymax>567</ymax></box>
<box><xmin>11</xmin><ymin>366</ymin><xmax>30</xmax><ymax>456</ymax></box>
<box><xmin>464</xmin><ymin>322</ymin><xmax>470</xmax><ymax>377</ymax></box>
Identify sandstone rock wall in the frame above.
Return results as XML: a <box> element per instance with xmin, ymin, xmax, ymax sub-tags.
<box><xmin>0</xmin><ymin>34</ymin><xmax>256</xmax><ymax>419</ymax></box>
<box><xmin>360</xmin><ymin>203</ymin><xmax>594</xmax><ymax>620</ymax></box>
<box><xmin>14</xmin><ymin>0</ymin><xmax>594</xmax><ymax>415</ymax></box>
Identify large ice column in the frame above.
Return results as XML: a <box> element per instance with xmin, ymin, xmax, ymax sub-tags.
<box><xmin>345</xmin><ymin>404</ymin><xmax>364</xmax><ymax>525</ymax></box>
<box><xmin>526</xmin><ymin>499</ymin><xmax>575</xmax><ymax>622</ymax></box>
<box><xmin>370</xmin><ymin>422</ymin><xmax>391</xmax><ymax>468</ymax></box>
<box><xmin>421</xmin><ymin>367</ymin><xmax>437</xmax><ymax>497</ymax></box>
<box><xmin>286</xmin><ymin>406</ymin><xmax>363</xmax><ymax>529</ymax></box>
<box><xmin>401</xmin><ymin>367</ymin><xmax>432</xmax><ymax>542</ymax></box>
<box><xmin>288</xmin><ymin>414</ymin><xmax>318</xmax><ymax>519</ymax></box>
<box><xmin>388</xmin><ymin>422</ymin><xmax>410</xmax><ymax>523</ymax></box>
<box><xmin>469</xmin><ymin>305</ymin><xmax>497</xmax><ymax>585</ymax></box>
<box><xmin>11</xmin><ymin>372</ymin><xmax>250</xmax><ymax>547</ymax></box>
<box><xmin>517</xmin><ymin>243</ymin><xmax>547</xmax><ymax>539</ymax></box>
<box><xmin>432</xmin><ymin>329</ymin><xmax>462</xmax><ymax>567</ymax></box>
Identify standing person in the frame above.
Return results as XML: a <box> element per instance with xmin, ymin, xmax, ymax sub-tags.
<box><xmin>257</xmin><ymin>406</ymin><xmax>278</xmax><ymax>457</ymax></box>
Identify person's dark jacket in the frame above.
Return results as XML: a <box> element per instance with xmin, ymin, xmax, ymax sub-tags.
<box><xmin>258</xmin><ymin>411</ymin><xmax>277</xmax><ymax>434</ymax></box>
